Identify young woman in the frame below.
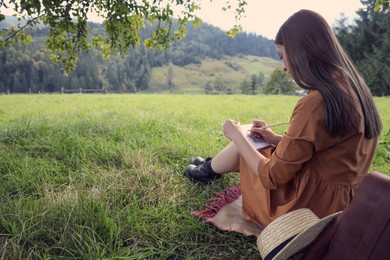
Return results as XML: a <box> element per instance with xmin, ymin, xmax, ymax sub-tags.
<box><xmin>184</xmin><ymin>9</ymin><xmax>382</xmax><ymax>226</ymax></box>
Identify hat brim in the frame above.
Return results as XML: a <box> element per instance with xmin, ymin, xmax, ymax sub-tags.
<box><xmin>273</xmin><ymin>211</ymin><xmax>341</xmax><ymax>260</ymax></box>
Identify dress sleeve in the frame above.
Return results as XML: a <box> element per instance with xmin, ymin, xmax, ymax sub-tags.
<box><xmin>257</xmin><ymin>91</ymin><xmax>325</xmax><ymax>189</ymax></box>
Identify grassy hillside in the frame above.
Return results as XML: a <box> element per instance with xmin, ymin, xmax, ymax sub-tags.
<box><xmin>148</xmin><ymin>55</ymin><xmax>281</xmax><ymax>92</ymax></box>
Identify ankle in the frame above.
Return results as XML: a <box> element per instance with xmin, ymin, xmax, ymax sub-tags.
<box><xmin>208</xmin><ymin>160</ymin><xmax>221</xmax><ymax>175</ymax></box>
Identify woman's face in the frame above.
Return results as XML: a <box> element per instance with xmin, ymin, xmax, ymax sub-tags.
<box><xmin>276</xmin><ymin>44</ymin><xmax>289</xmax><ymax>73</ymax></box>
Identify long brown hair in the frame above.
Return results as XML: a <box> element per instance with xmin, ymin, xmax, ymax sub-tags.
<box><xmin>275</xmin><ymin>9</ymin><xmax>382</xmax><ymax>138</ymax></box>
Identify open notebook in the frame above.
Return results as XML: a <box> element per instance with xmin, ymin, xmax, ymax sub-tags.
<box><xmin>242</xmin><ymin>124</ymin><xmax>275</xmax><ymax>150</ymax></box>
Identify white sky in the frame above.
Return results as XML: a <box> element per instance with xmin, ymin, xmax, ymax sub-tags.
<box><xmin>193</xmin><ymin>0</ymin><xmax>364</xmax><ymax>39</ymax></box>
<box><xmin>1</xmin><ymin>0</ymin><xmax>365</xmax><ymax>39</ymax></box>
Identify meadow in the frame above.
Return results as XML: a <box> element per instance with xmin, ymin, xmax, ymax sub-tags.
<box><xmin>0</xmin><ymin>94</ymin><xmax>388</xmax><ymax>259</ymax></box>
<box><xmin>148</xmin><ymin>56</ymin><xmax>281</xmax><ymax>92</ymax></box>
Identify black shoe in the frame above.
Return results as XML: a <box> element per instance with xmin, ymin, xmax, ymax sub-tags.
<box><xmin>184</xmin><ymin>159</ymin><xmax>221</xmax><ymax>185</ymax></box>
<box><xmin>191</xmin><ymin>156</ymin><xmax>212</xmax><ymax>166</ymax></box>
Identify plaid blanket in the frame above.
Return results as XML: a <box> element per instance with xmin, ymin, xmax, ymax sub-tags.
<box><xmin>191</xmin><ymin>185</ymin><xmax>264</xmax><ymax>237</ymax></box>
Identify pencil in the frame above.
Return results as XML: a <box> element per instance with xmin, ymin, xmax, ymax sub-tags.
<box><xmin>247</xmin><ymin>121</ymin><xmax>290</xmax><ymax>131</ymax></box>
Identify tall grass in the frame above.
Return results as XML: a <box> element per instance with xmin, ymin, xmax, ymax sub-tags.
<box><xmin>0</xmin><ymin>94</ymin><xmax>388</xmax><ymax>259</ymax></box>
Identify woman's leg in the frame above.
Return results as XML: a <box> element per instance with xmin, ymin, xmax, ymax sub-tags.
<box><xmin>184</xmin><ymin>142</ymin><xmax>240</xmax><ymax>184</ymax></box>
<box><xmin>211</xmin><ymin>142</ymin><xmax>240</xmax><ymax>174</ymax></box>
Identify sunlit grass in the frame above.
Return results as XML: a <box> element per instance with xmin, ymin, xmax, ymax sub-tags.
<box><xmin>0</xmin><ymin>94</ymin><xmax>388</xmax><ymax>258</ymax></box>
<box><xmin>148</xmin><ymin>56</ymin><xmax>281</xmax><ymax>92</ymax></box>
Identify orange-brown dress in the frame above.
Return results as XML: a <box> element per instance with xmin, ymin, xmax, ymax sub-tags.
<box><xmin>239</xmin><ymin>90</ymin><xmax>378</xmax><ymax>227</ymax></box>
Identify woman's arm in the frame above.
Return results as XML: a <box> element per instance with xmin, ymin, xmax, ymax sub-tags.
<box><xmin>223</xmin><ymin>92</ymin><xmax>322</xmax><ymax>189</ymax></box>
<box><xmin>223</xmin><ymin>119</ymin><xmax>265</xmax><ymax>175</ymax></box>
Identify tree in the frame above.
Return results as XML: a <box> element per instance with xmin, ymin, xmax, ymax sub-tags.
<box><xmin>167</xmin><ymin>62</ymin><xmax>174</xmax><ymax>92</ymax></box>
<box><xmin>0</xmin><ymin>0</ymin><xmax>248</xmax><ymax>72</ymax></box>
<box><xmin>213</xmin><ymin>73</ymin><xmax>226</xmax><ymax>93</ymax></box>
<box><xmin>257</xmin><ymin>71</ymin><xmax>265</xmax><ymax>87</ymax></box>
<box><xmin>240</xmin><ymin>78</ymin><xmax>250</xmax><ymax>94</ymax></box>
<box><xmin>262</xmin><ymin>68</ymin><xmax>298</xmax><ymax>94</ymax></box>
<box><xmin>204</xmin><ymin>81</ymin><xmax>213</xmax><ymax>94</ymax></box>
<box><xmin>250</xmin><ymin>74</ymin><xmax>258</xmax><ymax>95</ymax></box>
<box><xmin>374</xmin><ymin>0</ymin><xmax>390</xmax><ymax>11</ymax></box>
<box><xmin>335</xmin><ymin>0</ymin><xmax>390</xmax><ymax>96</ymax></box>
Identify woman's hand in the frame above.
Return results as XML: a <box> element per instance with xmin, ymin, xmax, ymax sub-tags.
<box><xmin>223</xmin><ymin>119</ymin><xmax>244</xmax><ymax>142</ymax></box>
<box><xmin>224</xmin><ymin>119</ymin><xmax>267</xmax><ymax>176</ymax></box>
<box><xmin>250</xmin><ymin>120</ymin><xmax>282</xmax><ymax>146</ymax></box>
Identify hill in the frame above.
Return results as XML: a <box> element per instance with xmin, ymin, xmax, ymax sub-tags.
<box><xmin>149</xmin><ymin>56</ymin><xmax>281</xmax><ymax>92</ymax></box>
<box><xmin>0</xmin><ymin>16</ymin><xmax>280</xmax><ymax>93</ymax></box>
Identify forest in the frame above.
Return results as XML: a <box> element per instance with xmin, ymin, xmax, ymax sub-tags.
<box><xmin>0</xmin><ymin>0</ymin><xmax>389</xmax><ymax>96</ymax></box>
<box><xmin>0</xmin><ymin>19</ymin><xmax>276</xmax><ymax>94</ymax></box>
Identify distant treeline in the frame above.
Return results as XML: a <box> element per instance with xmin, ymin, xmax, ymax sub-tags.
<box><xmin>1</xmin><ymin>0</ymin><xmax>389</xmax><ymax>96</ymax></box>
<box><xmin>0</xmin><ymin>20</ymin><xmax>277</xmax><ymax>94</ymax></box>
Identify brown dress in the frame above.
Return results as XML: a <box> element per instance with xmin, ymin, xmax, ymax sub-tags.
<box><xmin>239</xmin><ymin>90</ymin><xmax>378</xmax><ymax>227</ymax></box>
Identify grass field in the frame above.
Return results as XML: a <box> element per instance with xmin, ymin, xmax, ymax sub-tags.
<box><xmin>0</xmin><ymin>94</ymin><xmax>388</xmax><ymax>259</ymax></box>
<box><xmin>148</xmin><ymin>56</ymin><xmax>281</xmax><ymax>92</ymax></box>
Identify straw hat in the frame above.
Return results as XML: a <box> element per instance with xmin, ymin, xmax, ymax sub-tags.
<box><xmin>257</xmin><ymin>208</ymin><xmax>341</xmax><ymax>260</ymax></box>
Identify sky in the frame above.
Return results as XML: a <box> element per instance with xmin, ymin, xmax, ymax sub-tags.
<box><xmin>1</xmin><ymin>0</ymin><xmax>365</xmax><ymax>39</ymax></box>
<box><xmin>192</xmin><ymin>0</ymin><xmax>365</xmax><ymax>39</ymax></box>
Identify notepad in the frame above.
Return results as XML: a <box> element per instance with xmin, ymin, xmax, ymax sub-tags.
<box><xmin>242</xmin><ymin>124</ymin><xmax>275</xmax><ymax>150</ymax></box>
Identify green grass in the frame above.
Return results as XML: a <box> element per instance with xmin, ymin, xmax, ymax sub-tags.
<box><xmin>0</xmin><ymin>94</ymin><xmax>388</xmax><ymax>259</ymax></box>
<box><xmin>148</xmin><ymin>56</ymin><xmax>281</xmax><ymax>92</ymax></box>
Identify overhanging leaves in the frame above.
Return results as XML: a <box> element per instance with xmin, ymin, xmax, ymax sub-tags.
<box><xmin>0</xmin><ymin>0</ymin><xmax>242</xmax><ymax>72</ymax></box>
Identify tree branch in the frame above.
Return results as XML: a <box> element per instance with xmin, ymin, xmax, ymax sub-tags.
<box><xmin>0</xmin><ymin>15</ymin><xmax>42</xmax><ymax>44</ymax></box>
